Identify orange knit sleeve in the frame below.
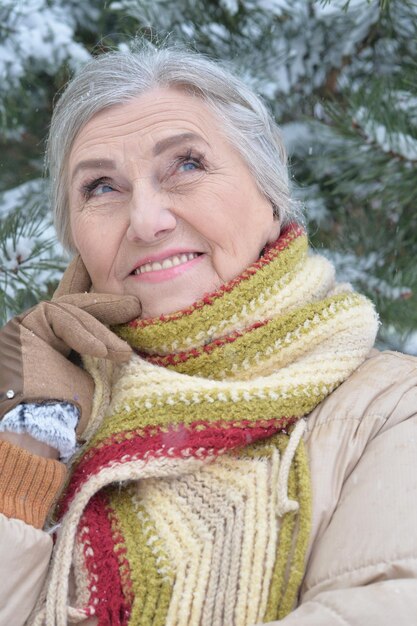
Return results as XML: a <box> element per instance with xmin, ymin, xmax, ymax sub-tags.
<box><xmin>0</xmin><ymin>440</ymin><xmax>67</xmax><ymax>529</ymax></box>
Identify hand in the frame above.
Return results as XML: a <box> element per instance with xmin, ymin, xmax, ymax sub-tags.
<box><xmin>0</xmin><ymin>255</ymin><xmax>141</xmax><ymax>436</ymax></box>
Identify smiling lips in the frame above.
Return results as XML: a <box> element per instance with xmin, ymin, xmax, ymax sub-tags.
<box><xmin>132</xmin><ymin>252</ymin><xmax>201</xmax><ymax>276</ymax></box>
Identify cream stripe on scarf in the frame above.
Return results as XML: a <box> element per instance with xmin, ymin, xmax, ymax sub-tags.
<box><xmin>32</xmin><ymin>225</ymin><xmax>378</xmax><ymax>626</ymax></box>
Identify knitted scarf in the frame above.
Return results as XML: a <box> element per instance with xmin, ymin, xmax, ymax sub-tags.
<box><xmin>33</xmin><ymin>224</ymin><xmax>378</xmax><ymax>626</ymax></box>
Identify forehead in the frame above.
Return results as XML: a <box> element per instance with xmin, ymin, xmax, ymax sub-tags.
<box><xmin>69</xmin><ymin>87</ymin><xmax>225</xmax><ymax>160</ymax></box>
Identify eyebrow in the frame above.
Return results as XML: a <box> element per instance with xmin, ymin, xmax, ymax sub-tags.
<box><xmin>71</xmin><ymin>158</ymin><xmax>116</xmax><ymax>182</ymax></box>
<box><xmin>153</xmin><ymin>132</ymin><xmax>208</xmax><ymax>156</ymax></box>
<box><xmin>71</xmin><ymin>133</ymin><xmax>208</xmax><ymax>181</ymax></box>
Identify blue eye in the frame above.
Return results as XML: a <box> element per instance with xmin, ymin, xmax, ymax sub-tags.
<box><xmin>180</xmin><ymin>161</ymin><xmax>198</xmax><ymax>172</ymax></box>
<box><xmin>82</xmin><ymin>177</ymin><xmax>115</xmax><ymax>199</ymax></box>
<box><xmin>175</xmin><ymin>150</ymin><xmax>205</xmax><ymax>174</ymax></box>
<box><xmin>94</xmin><ymin>183</ymin><xmax>114</xmax><ymax>195</ymax></box>
<box><xmin>179</xmin><ymin>160</ymin><xmax>199</xmax><ymax>172</ymax></box>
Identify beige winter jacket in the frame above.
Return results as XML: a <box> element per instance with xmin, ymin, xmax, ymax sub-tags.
<box><xmin>1</xmin><ymin>349</ymin><xmax>417</xmax><ymax>625</ymax></box>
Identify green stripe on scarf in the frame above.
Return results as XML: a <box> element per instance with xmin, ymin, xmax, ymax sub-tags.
<box><xmin>39</xmin><ymin>226</ymin><xmax>378</xmax><ymax>626</ymax></box>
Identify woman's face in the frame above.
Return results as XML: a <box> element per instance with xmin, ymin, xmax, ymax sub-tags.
<box><xmin>68</xmin><ymin>87</ymin><xmax>280</xmax><ymax>318</ymax></box>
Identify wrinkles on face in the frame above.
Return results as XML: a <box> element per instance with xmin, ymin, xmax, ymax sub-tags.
<box><xmin>69</xmin><ymin>87</ymin><xmax>280</xmax><ymax>318</ymax></box>
<box><xmin>70</xmin><ymin>98</ymin><xmax>213</xmax><ymax>185</ymax></box>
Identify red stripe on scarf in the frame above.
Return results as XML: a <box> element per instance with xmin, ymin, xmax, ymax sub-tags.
<box><xmin>59</xmin><ymin>417</ymin><xmax>296</xmax><ymax>515</ymax></box>
<box><xmin>79</xmin><ymin>491</ymin><xmax>132</xmax><ymax>626</ymax></box>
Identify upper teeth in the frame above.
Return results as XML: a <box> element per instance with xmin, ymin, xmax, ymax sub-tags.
<box><xmin>134</xmin><ymin>252</ymin><xmax>199</xmax><ymax>274</ymax></box>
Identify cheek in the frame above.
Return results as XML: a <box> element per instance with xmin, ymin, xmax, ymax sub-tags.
<box><xmin>70</xmin><ymin>213</ymin><xmax>122</xmax><ymax>287</ymax></box>
<box><xmin>71</xmin><ymin>208</ymin><xmax>121</xmax><ymax>253</ymax></box>
<box><xmin>181</xmin><ymin>184</ymin><xmax>241</xmax><ymax>237</ymax></box>
<box><xmin>74</xmin><ymin>233</ymin><xmax>107</xmax><ymax>281</ymax></box>
<box><xmin>71</xmin><ymin>216</ymin><xmax>96</xmax><ymax>264</ymax></box>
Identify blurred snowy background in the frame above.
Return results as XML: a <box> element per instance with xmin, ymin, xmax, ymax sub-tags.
<box><xmin>1</xmin><ymin>0</ymin><xmax>416</xmax><ymax>352</ymax></box>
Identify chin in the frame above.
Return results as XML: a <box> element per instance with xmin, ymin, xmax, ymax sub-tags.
<box><xmin>140</xmin><ymin>293</ymin><xmax>204</xmax><ymax>319</ymax></box>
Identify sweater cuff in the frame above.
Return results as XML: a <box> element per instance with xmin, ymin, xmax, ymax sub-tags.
<box><xmin>0</xmin><ymin>440</ymin><xmax>67</xmax><ymax>529</ymax></box>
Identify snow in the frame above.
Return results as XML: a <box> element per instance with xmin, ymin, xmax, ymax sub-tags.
<box><xmin>378</xmin><ymin>325</ymin><xmax>417</xmax><ymax>356</ymax></box>
<box><xmin>354</xmin><ymin>107</ymin><xmax>417</xmax><ymax>160</ymax></box>
<box><xmin>248</xmin><ymin>0</ymin><xmax>290</xmax><ymax>14</ymax></box>
<box><xmin>317</xmin><ymin>0</ymin><xmax>377</xmax><ymax>16</ymax></box>
<box><xmin>325</xmin><ymin>250</ymin><xmax>412</xmax><ymax>301</ymax></box>
<box><xmin>294</xmin><ymin>185</ymin><xmax>329</xmax><ymax>225</ymax></box>
<box><xmin>263</xmin><ymin>66</ymin><xmax>290</xmax><ymax>97</ymax></box>
<box><xmin>180</xmin><ymin>23</ymin><xmax>196</xmax><ymax>38</ymax></box>
<box><xmin>0</xmin><ymin>208</ymin><xmax>65</xmax><ymax>322</ymax></box>
<box><xmin>0</xmin><ymin>176</ymin><xmax>66</xmax><ymax>321</ymax></box>
<box><xmin>0</xmin><ymin>0</ymin><xmax>90</xmax><ymax>91</ymax></box>
<box><xmin>1</xmin><ymin>0</ymin><xmax>416</xmax><ymax>343</ymax></box>
<box><xmin>403</xmin><ymin>332</ymin><xmax>417</xmax><ymax>356</ymax></box>
<box><xmin>3</xmin><ymin>236</ymin><xmax>35</xmax><ymax>271</ymax></box>
<box><xmin>0</xmin><ymin>179</ymin><xmax>45</xmax><ymax>217</ymax></box>
<box><xmin>201</xmin><ymin>22</ymin><xmax>230</xmax><ymax>42</ymax></box>
<box><xmin>219</xmin><ymin>0</ymin><xmax>239</xmax><ymax>15</ymax></box>
<box><xmin>281</xmin><ymin>122</ymin><xmax>316</xmax><ymax>155</ymax></box>
<box><xmin>392</xmin><ymin>91</ymin><xmax>417</xmax><ymax>123</ymax></box>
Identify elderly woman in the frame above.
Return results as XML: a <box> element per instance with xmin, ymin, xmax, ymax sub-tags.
<box><xmin>0</xmin><ymin>45</ymin><xmax>416</xmax><ymax>626</ymax></box>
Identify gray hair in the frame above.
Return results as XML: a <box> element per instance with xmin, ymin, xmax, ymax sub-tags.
<box><xmin>47</xmin><ymin>43</ymin><xmax>299</xmax><ymax>251</ymax></box>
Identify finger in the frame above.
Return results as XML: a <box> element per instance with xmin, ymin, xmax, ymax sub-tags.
<box><xmin>47</xmin><ymin>303</ymin><xmax>134</xmax><ymax>363</ymax></box>
<box><xmin>31</xmin><ymin>303</ymin><xmax>109</xmax><ymax>357</ymax></box>
<box><xmin>53</xmin><ymin>255</ymin><xmax>92</xmax><ymax>299</ymax></box>
<box><xmin>23</xmin><ymin>302</ymin><xmax>112</xmax><ymax>358</ymax></box>
<box><xmin>56</xmin><ymin>293</ymin><xmax>141</xmax><ymax>325</ymax></box>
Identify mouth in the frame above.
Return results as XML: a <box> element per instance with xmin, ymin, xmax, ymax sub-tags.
<box><xmin>131</xmin><ymin>251</ymin><xmax>202</xmax><ymax>276</ymax></box>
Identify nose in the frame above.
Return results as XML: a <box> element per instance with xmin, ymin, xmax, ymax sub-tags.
<box><xmin>126</xmin><ymin>179</ymin><xmax>177</xmax><ymax>243</ymax></box>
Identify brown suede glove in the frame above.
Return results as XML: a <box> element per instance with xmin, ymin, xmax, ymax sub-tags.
<box><xmin>0</xmin><ymin>255</ymin><xmax>141</xmax><ymax>436</ymax></box>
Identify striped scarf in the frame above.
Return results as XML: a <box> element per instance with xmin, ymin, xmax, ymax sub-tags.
<box><xmin>34</xmin><ymin>224</ymin><xmax>378</xmax><ymax>626</ymax></box>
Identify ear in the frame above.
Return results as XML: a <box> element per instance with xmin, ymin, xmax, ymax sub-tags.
<box><xmin>53</xmin><ymin>255</ymin><xmax>93</xmax><ymax>299</ymax></box>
